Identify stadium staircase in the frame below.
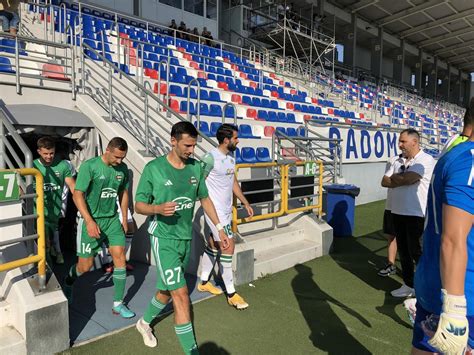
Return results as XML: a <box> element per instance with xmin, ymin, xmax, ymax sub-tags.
<box><xmin>0</xmin><ymin>1</ymin><xmax>467</xmax><ymax>351</ymax></box>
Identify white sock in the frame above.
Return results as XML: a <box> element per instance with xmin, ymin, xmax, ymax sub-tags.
<box><xmin>53</xmin><ymin>230</ymin><xmax>61</xmax><ymax>253</ymax></box>
<box><xmin>200</xmin><ymin>246</ymin><xmax>218</xmax><ymax>282</ymax></box>
<box><xmin>113</xmin><ymin>301</ymin><xmax>122</xmax><ymax>308</ymax></box>
<box><xmin>219</xmin><ymin>254</ymin><xmax>235</xmax><ymax>294</ymax></box>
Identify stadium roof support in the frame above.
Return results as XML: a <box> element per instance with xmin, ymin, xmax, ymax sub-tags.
<box><xmin>378</xmin><ymin>0</ymin><xmax>448</xmax><ymax>26</ymax></box>
<box><xmin>248</xmin><ymin>6</ymin><xmax>336</xmax><ymax>78</ymax></box>
<box><xmin>418</xmin><ymin>27</ymin><xmax>474</xmax><ymax>48</ymax></box>
<box><xmin>434</xmin><ymin>39</ymin><xmax>474</xmax><ymax>56</ymax></box>
<box><xmin>400</xmin><ymin>8</ymin><xmax>474</xmax><ymax>38</ymax></box>
<box><xmin>350</xmin><ymin>0</ymin><xmax>379</xmax><ymax>13</ymax></box>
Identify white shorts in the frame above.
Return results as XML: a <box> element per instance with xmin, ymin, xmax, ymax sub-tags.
<box><xmin>204</xmin><ymin>212</ymin><xmax>233</xmax><ymax>242</ymax></box>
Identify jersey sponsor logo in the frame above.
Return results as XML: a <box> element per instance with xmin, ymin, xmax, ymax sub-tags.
<box><xmin>226</xmin><ymin>168</ymin><xmax>234</xmax><ymax>175</ymax></box>
<box><xmin>100</xmin><ymin>187</ymin><xmax>118</xmax><ymax>199</ymax></box>
<box><xmin>99</xmin><ymin>174</ymin><xmax>106</xmax><ymax>180</ymax></box>
<box><xmin>54</xmin><ymin>171</ymin><xmax>61</xmax><ymax>177</ymax></box>
<box><xmin>43</xmin><ymin>183</ymin><xmax>61</xmax><ymax>192</ymax></box>
<box><xmin>116</xmin><ymin>174</ymin><xmax>123</xmax><ymax>181</ymax></box>
<box><xmin>172</xmin><ymin>196</ymin><xmax>194</xmax><ymax>211</ymax></box>
<box><xmin>189</xmin><ymin>176</ymin><xmax>198</xmax><ymax>186</ymax></box>
<box><xmin>164</xmin><ymin>179</ymin><xmax>173</xmax><ymax>186</ymax></box>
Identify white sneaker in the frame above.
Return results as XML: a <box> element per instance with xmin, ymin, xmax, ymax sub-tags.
<box><xmin>403</xmin><ymin>297</ymin><xmax>417</xmax><ymax>324</ymax></box>
<box><xmin>391</xmin><ymin>284</ymin><xmax>415</xmax><ymax>298</ymax></box>
<box><xmin>136</xmin><ymin>318</ymin><xmax>157</xmax><ymax>348</ymax></box>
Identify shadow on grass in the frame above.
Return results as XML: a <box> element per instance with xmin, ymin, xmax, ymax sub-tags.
<box><xmin>330</xmin><ymin>231</ymin><xmax>412</xmax><ymax>330</ymax></box>
<box><xmin>200</xmin><ymin>342</ymin><xmax>231</xmax><ymax>355</ymax></box>
<box><xmin>292</xmin><ymin>264</ymin><xmax>371</xmax><ymax>354</ymax></box>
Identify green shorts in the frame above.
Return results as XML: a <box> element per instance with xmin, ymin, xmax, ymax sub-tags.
<box><xmin>76</xmin><ymin>216</ymin><xmax>125</xmax><ymax>258</ymax></box>
<box><xmin>150</xmin><ymin>236</ymin><xmax>191</xmax><ymax>291</ymax></box>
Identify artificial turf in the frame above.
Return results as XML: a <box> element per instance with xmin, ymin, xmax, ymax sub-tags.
<box><xmin>64</xmin><ymin>200</ymin><xmax>413</xmax><ymax>354</ymax></box>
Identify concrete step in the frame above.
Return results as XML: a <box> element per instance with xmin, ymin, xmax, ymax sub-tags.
<box><xmin>0</xmin><ymin>326</ymin><xmax>26</xmax><ymax>355</ymax></box>
<box><xmin>253</xmin><ymin>239</ymin><xmax>321</xmax><ymax>279</ymax></box>
<box><xmin>239</xmin><ymin>227</ymin><xmax>305</xmax><ymax>250</ymax></box>
<box><xmin>0</xmin><ymin>300</ymin><xmax>10</xmax><ymax>327</ymax></box>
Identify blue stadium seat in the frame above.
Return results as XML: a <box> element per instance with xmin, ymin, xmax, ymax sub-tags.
<box><xmin>169</xmin><ymin>85</ymin><xmax>183</xmax><ymax>97</ymax></box>
<box><xmin>235</xmin><ymin>148</ymin><xmax>243</xmax><ymax>164</ymax></box>
<box><xmin>241</xmin><ymin>147</ymin><xmax>257</xmax><ymax>163</ymax></box>
<box><xmin>209</xmin><ymin>91</ymin><xmax>221</xmax><ymax>102</ymax></box>
<box><xmin>257</xmin><ymin>110</ymin><xmax>268</xmax><ymax>120</ymax></box>
<box><xmin>267</xmin><ymin>111</ymin><xmax>278</xmax><ymax>122</ymax></box>
<box><xmin>224</xmin><ymin>105</ymin><xmax>236</xmax><ymax>118</ymax></box>
<box><xmin>210</xmin><ymin>122</ymin><xmax>221</xmax><ymax>137</ymax></box>
<box><xmin>0</xmin><ymin>56</ymin><xmax>14</xmax><ymax>73</ymax></box>
<box><xmin>286</xmin><ymin>128</ymin><xmax>298</xmax><ymax>137</ymax></box>
<box><xmin>286</xmin><ymin>113</ymin><xmax>296</xmax><ymax>123</ymax></box>
<box><xmin>239</xmin><ymin>124</ymin><xmax>258</xmax><ymax>138</ymax></box>
<box><xmin>275</xmin><ymin>127</ymin><xmax>286</xmax><ymax>136</ymax></box>
<box><xmin>277</xmin><ymin>112</ymin><xmax>287</xmax><ymax>122</ymax></box>
<box><xmin>209</xmin><ymin>104</ymin><xmax>222</xmax><ymax>117</ymax></box>
<box><xmin>180</xmin><ymin>101</ymin><xmax>196</xmax><ymax>114</ymax></box>
<box><xmin>256</xmin><ymin>147</ymin><xmax>271</xmax><ymax>162</ymax></box>
<box><xmin>194</xmin><ymin>121</ymin><xmax>211</xmax><ymax>137</ymax></box>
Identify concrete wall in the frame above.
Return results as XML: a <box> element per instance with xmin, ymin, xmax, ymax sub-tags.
<box><xmin>342</xmin><ymin>161</ymin><xmax>387</xmax><ymax>205</ymax></box>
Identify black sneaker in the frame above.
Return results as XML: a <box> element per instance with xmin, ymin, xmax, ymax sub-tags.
<box><xmin>377</xmin><ymin>263</ymin><xmax>396</xmax><ymax>277</ymax></box>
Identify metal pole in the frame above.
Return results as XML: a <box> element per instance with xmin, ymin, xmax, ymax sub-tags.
<box><xmin>0</xmin><ymin>121</ymin><xmax>4</xmax><ymax>168</ymax></box>
<box><xmin>144</xmin><ymin>94</ymin><xmax>150</xmax><ymax>155</ymax></box>
<box><xmin>108</xmin><ymin>65</ymin><xmax>113</xmax><ymax>121</ymax></box>
<box><xmin>71</xmin><ymin>44</ymin><xmax>76</xmax><ymax>100</ymax></box>
<box><xmin>15</xmin><ymin>36</ymin><xmax>20</xmax><ymax>94</ymax></box>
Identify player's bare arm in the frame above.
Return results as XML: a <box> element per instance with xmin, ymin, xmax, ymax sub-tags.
<box><xmin>233</xmin><ymin>176</ymin><xmax>254</xmax><ymax>218</ymax></box>
<box><xmin>119</xmin><ymin>189</ymin><xmax>129</xmax><ymax>234</ymax></box>
<box><xmin>440</xmin><ymin>204</ymin><xmax>473</xmax><ymax>295</ymax></box>
<box><xmin>65</xmin><ymin>176</ymin><xmax>76</xmax><ymax>194</ymax></box>
<box><xmin>73</xmin><ymin>190</ymin><xmax>100</xmax><ymax>238</ymax></box>
<box><xmin>200</xmin><ymin>196</ymin><xmax>230</xmax><ymax>249</ymax></box>
<box><xmin>135</xmin><ymin>201</ymin><xmax>178</xmax><ymax>216</ymax></box>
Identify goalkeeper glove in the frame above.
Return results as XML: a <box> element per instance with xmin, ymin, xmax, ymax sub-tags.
<box><xmin>428</xmin><ymin>289</ymin><xmax>469</xmax><ymax>355</ymax></box>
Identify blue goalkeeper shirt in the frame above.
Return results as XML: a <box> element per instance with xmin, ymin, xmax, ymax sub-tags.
<box><xmin>414</xmin><ymin>141</ymin><xmax>474</xmax><ymax>316</ymax></box>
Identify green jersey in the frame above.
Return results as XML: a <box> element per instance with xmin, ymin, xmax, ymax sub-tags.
<box><xmin>135</xmin><ymin>155</ymin><xmax>209</xmax><ymax>240</ymax></box>
<box><xmin>75</xmin><ymin>156</ymin><xmax>129</xmax><ymax>218</ymax></box>
<box><xmin>33</xmin><ymin>158</ymin><xmax>72</xmax><ymax>224</ymax></box>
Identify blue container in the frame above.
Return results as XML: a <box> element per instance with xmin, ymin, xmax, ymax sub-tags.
<box><xmin>324</xmin><ymin>184</ymin><xmax>360</xmax><ymax>237</ymax></box>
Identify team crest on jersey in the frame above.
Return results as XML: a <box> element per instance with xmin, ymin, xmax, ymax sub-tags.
<box><xmin>230</xmin><ymin>158</ymin><xmax>235</xmax><ymax>164</ymax></box>
<box><xmin>116</xmin><ymin>174</ymin><xmax>123</xmax><ymax>181</ymax></box>
<box><xmin>226</xmin><ymin>168</ymin><xmax>234</xmax><ymax>175</ymax></box>
<box><xmin>189</xmin><ymin>176</ymin><xmax>198</xmax><ymax>185</ymax></box>
<box><xmin>54</xmin><ymin>171</ymin><xmax>61</xmax><ymax>177</ymax></box>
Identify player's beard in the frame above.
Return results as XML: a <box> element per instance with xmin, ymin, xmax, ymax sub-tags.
<box><xmin>227</xmin><ymin>142</ymin><xmax>237</xmax><ymax>152</ymax></box>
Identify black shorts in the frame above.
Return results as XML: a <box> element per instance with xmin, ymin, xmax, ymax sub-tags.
<box><xmin>383</xmin><ymin>210</ymin><xmax>396</xmax><ymax>236</ymax></box>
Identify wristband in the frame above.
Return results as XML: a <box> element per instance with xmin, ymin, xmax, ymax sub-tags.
<box><xmin>215</xmin><ymin>223</ymin><xmax>224</xmax><ymax>231</ymax></box>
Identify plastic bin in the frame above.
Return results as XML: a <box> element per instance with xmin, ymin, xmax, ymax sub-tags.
<box><xmin>324</xmin><ymin>184</ymin><xmax>360</xmax><ymax>237</ymax></box>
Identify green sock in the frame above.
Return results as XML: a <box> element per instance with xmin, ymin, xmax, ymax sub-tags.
<box><xmin>112</xmin><ymin>267</ymin><xmax>126</xmax><ymax>302</ymax></box>
<box><xmin>65</xmin><ymin>264</ymin><xmax>81</xmax><ymax>285</ymax></box>
<box><xmin>143</xmin><ymin>296</ymin><xmax>166</xmax><ymax>323</ymax></box>
<box><xmin>175</xmin><ymin>322</ymin><xmax>198</xmax><ymax>355</ymax></box>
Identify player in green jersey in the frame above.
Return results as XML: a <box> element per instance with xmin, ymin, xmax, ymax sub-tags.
<box><xmin>33</xmin><ymin>136</ymin><xmax>75</xmax><ymax>265</ymax></box>
<box><xmin>64</xmin><ymin>137</ymin><xmax>135</xmax><ymax>319</ymax></box>
<box><xmin>134</xmin><ymin>121</ymin><xmax>229</xmax><ymax>353</ymax></box>
<box><xmin>439</xmin><ymin>98</ymin><xmax>472</xmax><ymax>157</ymax></box>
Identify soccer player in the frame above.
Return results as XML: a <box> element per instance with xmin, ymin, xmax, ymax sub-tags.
<box><xmin>134</xmin><ymin>121</ymin><xmax>229</xmax><ymax>353</ymax></box>
<box><xmin>64</xmin><ymin>137</ymin><xmax>135</xmax><ymax>319</ymax></box>
<box><xmin>411</xmin><ymin>102</ymin><xmax>474</xmax><ymax>354</ymax></box>
<box><xmin>33</xmin><ymin>137</ymin><xmax>75</xmax><ymax>265</ymax></box>
<box><xmin>197</xmin><ymin>123</ymin><xmax>254</xmax><ymax>309</ymax></box>
<box><xmin>439</xmin><ymin>98</ymin><xmax>473</xmax><ymax>156</ymax></box>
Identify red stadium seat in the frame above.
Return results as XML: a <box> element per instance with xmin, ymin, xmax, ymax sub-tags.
<box><xmin>239</xmin><ymin>72</ymin><xmax>247</xmax><ymax>79</ymax></box>
<box><xmin>217</xmin><ymin>82</ymin><xmax>228</xmax><ymax>90</ymax></box>
<box><xmin>312</xmin><ymin>98</ymin><xmax>318</xmax><ymax>104</ymax></box>
<box><xmin>264</xmin><ymin>126</ymin><xmax>275</xmax><ymax>137</ymax></box>
<box><xmin>42</xmin><ymin>64</ymin><xmax>69</xmax><ymax>81</ymax></box>
<box><xmin>189</xmin><ymin>61</ymin><xmax>199</xmax><ymax>69</ymax></box>
<box><xmin>286</xmin><ymin>102</ymin><xmax>294</xmax><ymax>110</ymax></box>
<box><xmin>169</xmin><ymin>99</ymin><xmax>179</xmax><ymax>111</ymax></box>
<box><xmin>231</xmin><ymin>94</ymin><xmax>242</xmax><ymax>104</ymax></box>
<box><xmin>197</xmin><ymin>71</ymin><xmax>207</xmax><ymax>79</ymax></box>
<box><xmin>246</xmin><ymin>108</ymin><xmax>257</xmax><ymax>119</ymax></box>
<box><xmin>271</xmin><ymin>91</ymin><xmax>279</xmax><ymax>98</ymax></box>
<box><xmin>249</xmin><ymin>81</ymin><xmax>257</xmax><ymax>88</ymax></box>
<box><xmin>328</xmin><ymin>108</ymin><xmax>334</xmax><ymax>115</ymax></box>
<box><xmin>153</xmin><ymin>82</ymin><xmax>167</xmax><ymax>95</ymax></box>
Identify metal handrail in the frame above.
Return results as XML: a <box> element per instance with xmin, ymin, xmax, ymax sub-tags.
<box><xmin>221</xmin><ymin>102</ymin><xmax>237</xmax><ymax>125</ymax></box>
<box><xmin>186</xmin><ymin>78</ymin><xmax>201</xmax><ymax>123</ymax></box>
<box><xmin>0</xmin><ymin>168</ymin><xmax>46</xmax><ymax>289</ymax></box>
<box><xmin>284</xmin><ymin>161</ymin><xmax>324</xmax><ymax>219</ymax></box>
<box><xmin>80</xmin><ymin>43</ymin><xmax>218</xmax><ymax>153</ymax></box>
<box><xmin>232</xmin><ymin>162</ymin><xmax>286</xmax><ymax>232</ymax></box>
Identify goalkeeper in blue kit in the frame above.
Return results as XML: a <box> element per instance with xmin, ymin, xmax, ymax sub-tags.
<box><xmin>412</xmin><ymin>99</ymin><xmax>474</xmax><ymax>355</ymax></box>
